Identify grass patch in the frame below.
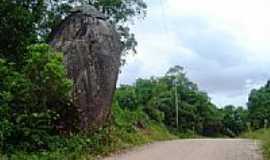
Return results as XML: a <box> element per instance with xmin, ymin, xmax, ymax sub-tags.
<box><xmin>242</xmin><ymin>129</ymin><xmax>270</xmax><ymax>160</ymax></box>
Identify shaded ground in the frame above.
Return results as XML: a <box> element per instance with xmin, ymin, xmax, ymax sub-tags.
<box><xmin>103</xmin><ymin>139</ymin><xmax>263</xmax><ymax>160</ymax></box>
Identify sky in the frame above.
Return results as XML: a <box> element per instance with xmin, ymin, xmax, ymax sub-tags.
<box><xmin>118</xmin><ymin>0</ymin><xmax>270</xmax><ymax>107</ymax></box>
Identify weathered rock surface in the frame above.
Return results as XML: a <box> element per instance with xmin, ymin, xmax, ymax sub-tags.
<box><xmin>49</xmin><ymin>6</ymin><xmax>121</xmax><ymax>131</ymax></box>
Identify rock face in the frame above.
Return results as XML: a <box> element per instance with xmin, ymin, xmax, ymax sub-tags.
<box><xmin>49</xmin><ymin>6</ymin><xmax>121</xmax><ymax>131</ymax></box>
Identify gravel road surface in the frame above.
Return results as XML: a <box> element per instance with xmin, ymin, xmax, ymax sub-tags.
<box><xmin>103</xmin><ymin>139</ymin><xmax>263</xmax><ymax>160</ymax></box>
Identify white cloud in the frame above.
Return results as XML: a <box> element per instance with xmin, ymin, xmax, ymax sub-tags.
<box><xmin>166</xmin><ymin>0</ymin><xmax>270</xmax><ymax>55</ymax></box>
<box><xmin>118</xmin><ymin>0</ymin><xmax>270</xmax><ymax>107</ymax></box>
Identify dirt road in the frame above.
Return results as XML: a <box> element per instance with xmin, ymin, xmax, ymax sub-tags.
<box><xmin>103</xmin><ymin>139</ymin><xmax>262</xmax><ymax>160</ymax></box>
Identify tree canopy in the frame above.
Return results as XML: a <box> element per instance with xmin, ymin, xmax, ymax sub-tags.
<box><xmin>115</xmin><ymin>65</ymin><xmax>248</xmax><ymax>137</ymax></box>
<box><xmin>0</xmin><ymin>0</ymin><xmax>147</xmax><ymax>63</ymax></box>
<box><xmin>0</xmin><ymin>0</ymin><xmax>46</xmax><ymax>62</ymax></box>
<box><xmin>248</xmin><ymin>80</ymin><xmax>270</xmax><ymax>129</ymax></box>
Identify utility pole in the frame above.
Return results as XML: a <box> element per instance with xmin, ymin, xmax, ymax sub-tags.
<box><xmin>174</xmin><ymin>79</ymin><xmax>179</xmax><ymax>129</ymax></box>
<box><xmin>264</xmin><ymin>119</ymin><xmax>268</xmax><ymax>132</ymax></box>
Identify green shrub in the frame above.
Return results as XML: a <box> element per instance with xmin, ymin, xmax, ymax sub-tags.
<box><xmin>115</xmin><ymin>85</ymin><xmax>138</xmax><ymax>110</ymax></box>
<box><xmin>0</xmin><ymin>44</ymin><xmax>73</xmax><ymax>152</ymax></box>
<box><xmin>113</xmin><ymin>102</ymin><xmax>149</xmax><ymax>132</ymax></box>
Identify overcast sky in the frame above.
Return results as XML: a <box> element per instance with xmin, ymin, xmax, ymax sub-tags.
<box><xmin>118</xmin><ymin>0</ymin><xmax>270</xmax><ymax>107</ymax></box>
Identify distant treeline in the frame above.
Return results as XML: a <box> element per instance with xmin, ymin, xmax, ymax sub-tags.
<box><xmin>115</xmin><ymin>65</ymin><xmax>270</xmax><ymax>137</ymax></box>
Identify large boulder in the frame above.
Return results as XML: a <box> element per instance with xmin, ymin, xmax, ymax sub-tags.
<box><xmin>49</xmin><ymin>5</ymin><xmax>121</xmax><ymax>131</ymax></box>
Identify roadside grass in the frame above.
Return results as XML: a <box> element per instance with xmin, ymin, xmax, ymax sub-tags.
<box><xmin>0</xmin><ymin>104</ymin><xmax>177</xmax><ymax>160</ymax></box>
<box><xmin>242</xmin><ymin>129</ymin><xmax>270</xmax><ymax>160</ymax></box>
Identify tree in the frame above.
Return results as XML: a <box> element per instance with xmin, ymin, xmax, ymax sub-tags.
<box><xmin>124</xmin><ymin>66</ymin><xmax>223</xmax><ymax>136</ymax></box>
<box><xmin>0</xmin><ymin>44</ymin><xmax>74</xmax><ymax>151</ymax></box>
<box><xmin>201</xmin><ymin>104</ymin><xmax>223</xmax><ymax>137</ymax></box>
<box><xmin>113</xmin><ymin>65</ymin><xmax>253</xmax><ymax>137</ymax></box>
<box><xmin>0</xmin><ymin>0</ymin><xmax>46</xmax><ymax>63</ymax></box>
<box><xmin>115</xmin><ymin>85</ymin><xmax>138</xmax><ymax>110</ymax></box>
<box><xmin>221</xmin><ymin>105</ymin><xmax>247</xmax><ymax>137</ymax></box>
<box><xmin>135</xmin><ymin>78</ymin><xmax>156</xmax><ymax>105</ymax></box>
<box><xmin>248</xmin><ymin>80</ymin><xmax>270</xmax><ymax>129</ymax></box>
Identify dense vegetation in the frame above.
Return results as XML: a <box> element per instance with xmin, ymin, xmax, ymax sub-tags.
<box><xmin>115</xmin><ymin>66</ymin><xmax>249</xmax><ymax>137</ymax></box>
<box><xmin>248</xmin><ymin>81</ymin><xmax>270</xmax><ymax>129</ymax></box>
<box><xmin>1</xmin><ymin>0</ymin><xmax>270</xmax><ymax>160</ymax></box>
<box><xmin>0</xmin><ymin>44</ymin><xmax>74</xmax><ymax>153</ymax></box>
<box><xmin>1</xmin><ymin>102</ymin><xmax>176</xmax><ymax>160</ymax></box>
